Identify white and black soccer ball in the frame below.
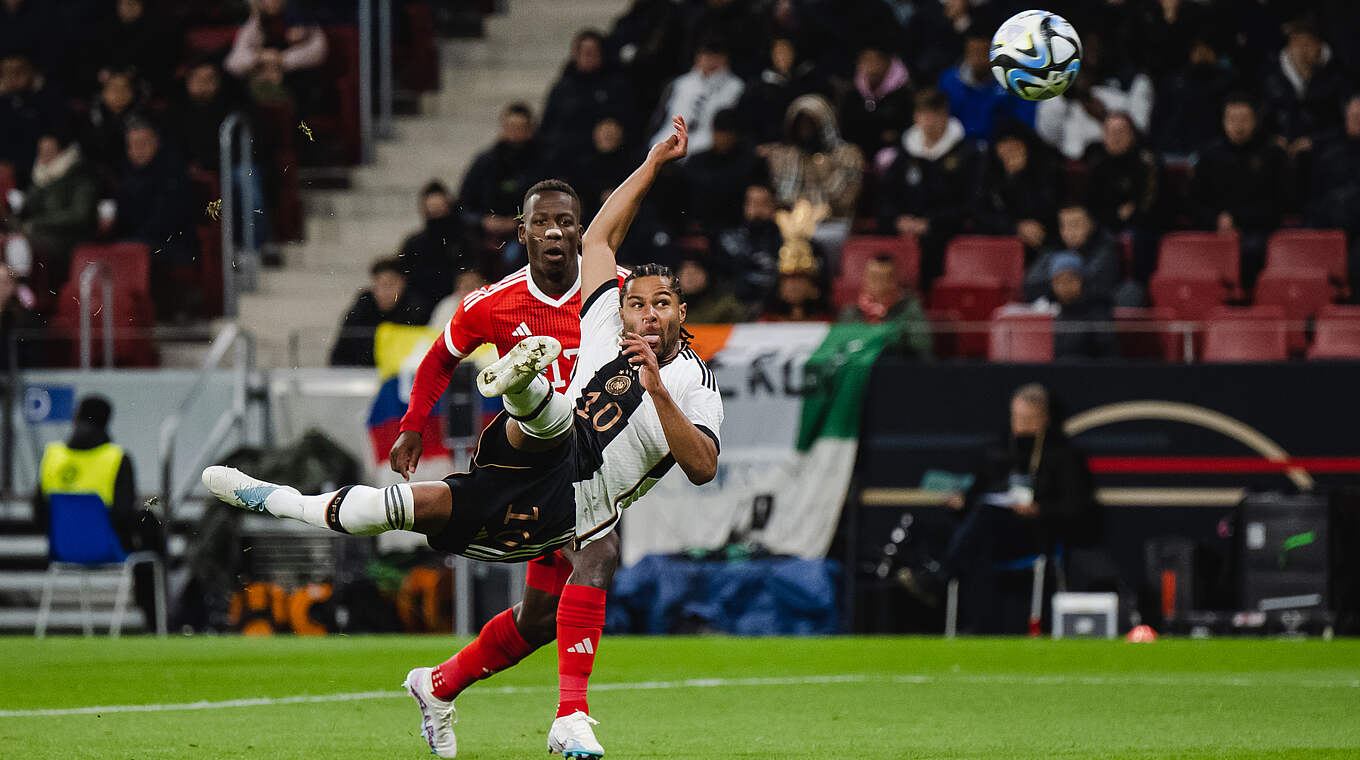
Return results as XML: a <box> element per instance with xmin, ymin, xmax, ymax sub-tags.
<box><xmin>990</xmin><ymin>10</ymin><xmax>1082</xmax><ymax>101</ymax></box>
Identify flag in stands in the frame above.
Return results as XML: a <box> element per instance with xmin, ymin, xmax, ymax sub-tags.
<box><xmin>366</xmin><ymin>323</ymin><xmax>450</xmax><ymax>464</ymax></box>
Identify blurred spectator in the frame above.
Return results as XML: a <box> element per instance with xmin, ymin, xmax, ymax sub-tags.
<box><xmin>648</xmin><ymin>37</ymin><xmax>744</xmax><ymax>156</ymax></box>
<box><xmin>113</xmin><ymin>120</ymin><xmax>199</xmax><ymax>320</ymax></box>
<box><xmin>877</xmin><ymin>88</ymin><xmax>981</xmax><ymax>285</ymax></box>
<box><xmin>428</xmin><ymin>270</ymin><xmax>487</xmax><ymax>331</ymax></box>
<box><xmin>766</xmin><ymin>94</ymin><xmax>863</xmax><ymax>225</ymax></box>
<box><xmin>938</xmin><ymin>29</ymin><xmax>1036</xmax><ymax>141</ymax></box>
<box><xmin>330</xmin><ymin>257</ymin><xmax>431</xmax><ymax>367</ymax></box>
<box><xmin>0</xmin><ymin>1</ymin><xmax>63</xmax><ymax>85</ymax></box>
<box><xmin>605</xmin><ymin>0</ymin><xmax>688</xmax><ymax>108</ymax></box>
<box><xmin>897</xmin><ymin>383</ymin><xmax>1100</xmax><ymax>626</ymax></box>
<box><xmin>0</xmin><ymin>53</ymin><xmax>68</xmax><ymax>188</ymax></box>
<box><xmin>738</xmin><ymin>37</ymin><xmax>824</xmax><ymax>147</ymax></box>
<box><xmin>1043</xmin><ymin>252</ymin><xmax>1119</xmax><ymax>361</ymax></box>
<box><xmin>458</xmin><ymin>103</ymin><xmax>542</xmax><ymax>273</ymax></box>
<box><xmin>1035</xmin><ymin>32</ymin><xmax>1154</xmax><ymax>160</ymax></box>
<box><xmin>1138</xmin><ymin>0</ymin><xmax>1213</xmax><ymax>85</ymax></box>
<box><xmin>683</xmin><ymin>0</ymin><xmax>765</xmax><ymax>79</ymax></box>
<box><xmin>677</xmin><ymin>257</ymin><xmax>744</xmax><ymax>324</ymax></box>
<box><xmin>1083</xmin><ymin>113</ymin><xmax>1160</xmax><ymax>234</ymax></box>
<box><xmin>396</xmin><ymin>181</ymin><xmax>464</xmax><ymax>307</ymax></box>
<box><xmin>224</xmin><ymin>0</ymin><xmax>328</xmax><ymax>116</ymax></box>
<box><xmin>1262</xmin><ymin>18</ymin><xmax>1347</xmax><ymax>161</ymax></box>
<box><xmin>539</xmin><ymin>29</ymin><xmax>634</xmax><ymax>159</ymax></box>
<box><xmin>174</xmin><ymin>59</ymin><xmax>237</xmax><ymax>174</ymax></box>
<box><xmin>1024</xmin><ymin>205</ymin><xmax>1122</xmax><ymax>306</ymax></box>
<box><xmin>1191</xmin><ymin>95</ymin><xmax>1288</xmax><ymax>287</ymax></box>
<box><xmin>974</xmin><ymin>126</ymin><xmax>1059</xmax><ymax>254</ymax></box>
<box><xmin>901</xmin><ymin>0</ymin><xmax>978</xmax><ymax>85</ymax></box>
<box><xmin>1149</xmin><ymin>36</ymin><xmax>1235</xmax><ymax>156</ymax></box>
<box><xmin>1307</xmin><ymin>94</ymin><xmax>1360</xmax><ymax>280</ymax></box>
<box><xmin>838</xmin><ymin>254</ymin><xmax>931</xmax><ymax>359</ymax></box>
<box><xmin>760</xmin><ymin>268</ymin><xmax>828</xmax><ymax>322</ymax></box>
<box><xmin>12</xmin><ymin>129</ymin><xmax>98</xmax><ymax>293</ymax></box>
<box><xmin>680</xmin><ymin>108</ymin><xmax>767</xmax><ymax>233</ymax></box>
<box><xmin>838</xmin><ymin>43</ymin><xmax>913</xmax><ymax>161</ymax></box>
<box><xmin>95</xmin><ymin>0</ymin><xmax>178</xmax><ymax>97</ymax></box>
<box><xmin>0</xmin><ymin>262</ymin><xmax>41</xmax><ymax>370</ymax></box>
<box><xmin>557</xmin><ymin>115</ymin><xmax>637</xmax><ymax>225</ymax></box>
<box><xmin>709</xmin><ymin>184</ymin><xmax>783</xmax><ymax>303</ymax></box>
<box><xmin>82</xmin><ymin>68</ymin><xmax>142</xmax><ymax>179</ymax></box>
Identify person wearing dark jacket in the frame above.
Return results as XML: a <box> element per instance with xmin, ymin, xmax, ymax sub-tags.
<box><xmin>330</xmin><ymin>258</ymin><xmax>431</xmax><ymax>367</ymax></box>
<box><xmin>1260</xmin><ymin>19</ymin><xmax>1348</xmax><ymax>162</ymax></box>
<box><xmin>93</xmin><ymin>0</ymin><xmax>179</xmax><ymax>97</ymax></box>
<box><xmin>0</xmin><ymin>53</ymin><xmax>70</xmax><ymax>189</ymax></box>
<box><xmin>1083</xmin><ymin>112</ymin><xmax>1161</xmax><ymax>281</ymax></box>
<box><xmin>838</xmin><ymin>42</ymin><xmax>913</xmax><ymax>161</ymax></box>
<box><xmin>679</xmin><ymin>108</ymin><xmax>768</xmax><ymax>233</ymax></box>
<box><xmin>737</xmin><ymin>37</ymin><xmax>825</xmax><ymax>147</ymax></box>
<box><xmin>974</xmin><ymin>126</ymin><xmax>1060</xmax><ymax>255</ymax></box>
<box><xmin>35</xmin><ymin>395</ymin><xmax>163</xmax><ymax>629</ymax></box>
<box><xmin>1191</xmin><ymin>96</ymin><xmax>1289</xmax><ymax>287</ymax></box>
<box><xmin>709</xmin><ymin>183</ymin><xmax>783</xmax><ymax>304</ymax></box>
<box><xmin>1307</xmin><ymin>95</ymin><xmax>1360</xmax><ymax>282</ymax></box>
<box><xmin>396</xmin><ymin>181</ymin><xmax>464</xmax><ymax>307</ymax></box>
<box><xmin>1149</xmin><ymin>37</ymin><xmax>1236</xmax><ymax>156</ymax></box>
<box><xmin>899</xmin><ymin>384</ymin><xmax>1101</xmax><ymax>630</ymax></box>
<box><xmin>1024</xmin><ymin>204</ymin><xmax>1123</xmax><ymax>305</ymax></box>
<box><xmin>15</xmin><ymin>129</ymin><xmax>98</xmax><ymax>293</ymax></box>
<box><xmin>457</xmin><ymin>103</ymin><xmax>542</xmax><ymax>274</ymax></box>
<box><xmin>174</xmin><ymin>59</ymin><xmax>238</xmax><ymax>173</ymax></box>
<box><xmin>1045</xmin><ymin>252</ymin><xmax>1119</xmax><ymax>360</ymax></box>
<box><xmin>539</xmin><ymin>29</ymin><xmax>634</xmax><ymax>159</ymax></box>
<box><xmin>553</xmin><ymin>115</ymin><xmax>638</xmax><ymax>226</ymax></box>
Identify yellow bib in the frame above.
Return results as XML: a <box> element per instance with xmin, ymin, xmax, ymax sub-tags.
<box><xmin>39</xmin><ymin>442</ymin><xmax>125</xmax><ymax>508</ymax></box>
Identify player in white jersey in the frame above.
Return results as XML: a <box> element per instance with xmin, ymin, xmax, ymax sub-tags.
<box><xmin>201</xmin><ymin>116</ymin><xmax>718</xmax><ymax>759</ymax></box>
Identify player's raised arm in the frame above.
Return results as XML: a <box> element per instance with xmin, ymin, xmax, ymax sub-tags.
<box><xmin>580</xmin><ymin>115</ymin><xmax>687</xmax><ymax>296</ymax></box>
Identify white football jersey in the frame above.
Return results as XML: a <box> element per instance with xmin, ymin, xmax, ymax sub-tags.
<box><xmin>568</xmin><ymin>281</ymin><xmax>724</xmax><ymax>546</ymax></box>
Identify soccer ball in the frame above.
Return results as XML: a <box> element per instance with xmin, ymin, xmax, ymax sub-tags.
<box><xmin>990</xmin><ymin>10</ymin><xmax>1082</xmax><ymax>101</ymax></box>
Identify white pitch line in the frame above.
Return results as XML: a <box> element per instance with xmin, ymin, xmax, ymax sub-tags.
<box><xmin>1</xmin><ymin>672</ymin><xmax>1355</xmax><ymax>718</ymax></box>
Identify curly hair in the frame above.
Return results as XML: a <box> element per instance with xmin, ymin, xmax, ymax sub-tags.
<box><xmin>620</xmin><ymin>263</ymin><xmax>694</xmax><ymax>344</ymax></box>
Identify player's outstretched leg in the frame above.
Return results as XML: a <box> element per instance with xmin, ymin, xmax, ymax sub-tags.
<box><xmin>202</xmin><ymin>466</ymin><xmax>417</xmax><ymax>534</ymax></box>
<box><xmin>402</xmin><ymin>666</ymin><xmax>458</xmax><ymax>758</ymax></box>
<box><xmin>478</xmin><ymin>336</ymin><xmax>573</xmax><ymax>441</ymax></box>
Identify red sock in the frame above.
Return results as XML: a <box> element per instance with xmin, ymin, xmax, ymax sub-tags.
<box><xmin>431</xmin><ymin>608</ymin><xmax>533</xmax><ymax>700</ymax></box>
<box><xmin>556</xmin><ymin>584</ymin><xmax>606</xmax><ymax>717</ymax></box>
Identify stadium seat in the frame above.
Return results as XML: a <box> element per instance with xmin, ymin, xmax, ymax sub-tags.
<box><xmin>397</xmin><ymin>1</ymin><xmax>441</xmax><ymax>93</ymax></box>
<box><xmin>839</xmin><ymin>235</ymin><xmax>921</xmax><ymax>286</ymax></box>
<box><xmin>197</xmin><ymin>225</ymin><xmax>224</xmax><ymax>317</ymax></box>
<box><xmin>1202</xmin><ymin>306</ymin><xmax>1288</xmax><ymax>362</ymax></box>
<box><xmin>1153</xmin><ymin>231</ymin><xmax>1242</xmax><ymax>296</ymax></box>
<box><xmin>928</xmin><ymin>284</ymin><xmax>1010</xmax><ymax>357</ymax></box>
<box><xmin>70</xmin><ymin>243</ymin><xmax>151</xmax><ymax>297</ymax></box>
<box><xmin>1266</xmin><ymin>229</ymin><xmax>1349</xmax><ymax>298</ymax></box>
<box><xmin>924</xmin><ymin>308</ymin><xmax>961</xmax><ymax>358</ymax></box>
<box><xmin>988</xmin><ymin>310</ymin><xmax>1053</xmax><ymax>362</ymax></box>
<box><xmin>312</xmin><ymin>25</ymin><xmax>362</xmax><ymax>165</ymax></box>
<box><xmin>1113</xmin><ymin>307</ymin><xmax>1184</xmax><ymax>362</ymax></box>
<box><xmin>49</xmin><ymin>248</ymin><xmax>159</xmax><ymax>367</ymax></box>
<box><xmin>1307</xmin><ymin>305</ymin><xmax>1360</xmax><ymax>360</ymax></box>
<box><xmin>1252</xmin><ymin>269</ymin><xmax>1333</xmax><ymax>354</ymax></box>
<box><xmin>939</xmin><ymin>235</ymin><xmax>1025</xmax><ymax>296</ymax></box>
<box><xmin>1147</xmin><ymin>275</ymin><xmax>1229</xmax><ymax>323</ymax></box>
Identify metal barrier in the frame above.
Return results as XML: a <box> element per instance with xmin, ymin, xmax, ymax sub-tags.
<box><xmin>358</xmin><ymin>0</ymin><xmax>396</xmax><ymax>163</ymax></box>
<box><xmin>158</xmin><ymin>324</ymin><xmax>264</xmax><ymax>525</ymax></box>
<box><xmin>77</xmin><ymin>261</ymin><xmax>115</xmax><ymax>370</ymax></box>
<box><xmin>218</xmin><ymin>113</ymin><xmax>257</xmax><ymax>318</ymax></box>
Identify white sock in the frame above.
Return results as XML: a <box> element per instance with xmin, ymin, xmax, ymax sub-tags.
<box><xmin>504</xmin><ymin>375</ymin><xmax>572</xmax><ymax>439</ymax></box>
<box><xmin>264</xmin><ymin>483</ymin><xmax>415</xmax><ymax>535</ymax></box>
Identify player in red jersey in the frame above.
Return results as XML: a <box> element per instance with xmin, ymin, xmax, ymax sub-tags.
<box><xmin>387</xmin><ymin>178</ymin><xmax>627</xmax><ymax>757</ymax></box>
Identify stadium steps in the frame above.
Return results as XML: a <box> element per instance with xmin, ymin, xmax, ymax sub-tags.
<box><xmin>235</xmin><ymin>0</ymin><xmax>632</xmax><ymax>368</ymax></box>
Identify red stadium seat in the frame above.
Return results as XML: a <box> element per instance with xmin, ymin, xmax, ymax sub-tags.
<box><xmin>1154</xmin><ymin>232</ymin><xmax>1242</xmax><ymax>296</ymax></box>
<box><xmin>1266</xmin><ymin>229</ymin><xmax>1349</xmax><ymax>297</ymax></box>
<box><xmin>840</xmin><ymin>235</ymin><xmax>921</xmax><ymax>286</ymax></box>
<box><xmin>988</xmin><ymin>310</ymin><xmax>1053</xmax><ymax>362</ymax></box>
<box><xmin>49</xmin><ymin>257</ymin><xmax>159</xmax><ymax>367</ymax></box>
<box><xmin>310</xmin><ymin>25</ymin><xmax>362</xmax><ymax>165</ymax></box>
<box><xmin>1308</xmin><ymin>306</ymin><xmax>1360</xmax><ymax>359</ymax></box>
<box><xmin>1147</xmin><ymin>275</ymin><xmax>1229</xmax><ymax>322</ymax></box>
<box><xmin>940</xmin><ymin>235</ymin><xmax>1025</xmax><ymax>296</ymax></box>
<box><xmin>924</xmin><ymin>308</ymin><xmax>961</xmax><ymax>358</ymax></box>
<box><xmin>1202</xmin><ymin>306</ymin><xmax>1287</xmax><ymax>362</ymax></box>
<box><xmin>1113</xmin><ymin>306</ymin><xmax>1184</xmax><ymax>362</ymax></box>
<box><xmin>197</xmin><ymin>225</ymin><xmax>224</xmax><ymax>317</ymax></box>
<box><xmin>929</xmin><ymin>283</ymin><xmax>1010</xmax><ymax>357</ymax></box>
<box><xmin>69</xmin><ymin>243</ymin><xmax>151</xmax><ymax>297</ymax></box>
<box><xmin>397</xmin><ymin>1</ymin><xmax>441</xmax><ymax>92</ymax></box>
<box><xmin>1252</xmin><ymin>269</ymin><xmax>1334</xmax><ymax>354</ymax></box>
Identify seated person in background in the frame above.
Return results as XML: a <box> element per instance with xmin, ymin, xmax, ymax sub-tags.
<box><xmin>1042</xmin><ymin>253</ymin><xmax>1119</xmax><ymax>361</ymax></box>
<box><xmin>95</xmin><ymin>0</ymin><xmax>178</xmax><ymax>98</ymax></box>
<box><xmin>877</xmin><ymin>88</ymin><xmax>981</xmax><ymax>285</ymax></box>
<box><xmin>647</xmin><ymin>37</ymin><xmax>744</xmax><ymax>157</ymax></box>
<box><xmin>1191</xmin><ymin>95</ymin><xmax>1288</xmax><ymax>289</ymax></box>
<box><xmin>1083</xmin><ymin>112</ymin><xmax>1161</xmax><ymax>282</ymax></box>
<box><xmin>838</xmin><ymin>254</ymin><xmax>931</xmax><ymax>359</ymax></box>
<box><xmin>0</xmin><ymin>52</ymin><xmax>69</xmax><ymax>189</ymax></box>
<box><xmin>114</xmin><ymin>119</ymin><xmax>200</xmax><ymax>321</ymax></box>
<box><xmin>973</xmin><ymin>124</ymin><xmax>1059</xmax><ymax>255</ymax></box>
<box><xmin>738</xmin><ymin>37</ymin><xmax>825</xmax><ymax>148</ymax></box>
<box><xmin>330</xmin><ymin>257</ymin><xmax>431</xmax><ymax>367</ymax></box>
<box><xmin>766</xmin><ymin>95</ymin><xmax>863</xmax><ymax>240</ymax></box>
<box><xmin>397</xmin><ymin>181</ymin><xmax>464</xmax><ymax>307</ymax></box>
<box><xmin>709</xmin><ymin>183</ymin><xmax>783</xmax><ymax>304</ymax></box>
<box><xmin>224</xmin><ymin>0</ymin><xmax>328</xmax><ymax>116</ymax></box>
<box><xmin>10</xmin><ymin>128</ymin><xmax>98</xmax><ymax>297</ymax></box>
<box><xmin>82</xmin><ymin>67</ymin><xmax>142</xmax><ymax>181</ymax></box>
<box><xmin>938</xmin><ymin>28</ymin><xmax>1036</xmax><ymax>141</ymax></box>
<box><xmin>458</xmin><ymin>103</ymin><xmax>542</xmax><ymax>274</ymax></box>
<box><xmin>760</xmin><ymin>231</ymin><xmax>829</xmax><ymax>323</ymax></box>
<box><xmin>1307</xmin><ymin>95</ymin><xmax>1360</xmax><ymax>280</ymax></box>
<box><xmin>1149</xmin><ymin>36</ymin><xmax>1235</xmax><ymax>157</ymax></box>
<box><xmin>677</xmin><ymin>256</ymin><xmax>745</xmax><ymax>324</ymax></box>
<box><xmin>680</xmin><ymin>108</ymin><xmax>767</xmax><ymax>234</ymax></box>
<box><xmin>553</xmin><ymin>114</ymin><xmax>636</xmax><ymax>225</ymax></box>
<box><xmin>539</xmin><ymin>28</ymin><xmax>634</xmax><ymax>159</ymax></box>
<box><xmin>838</xmin><ymin>42</ymin><xmax>913</xmax><ymax>161</ymax></box>
<box><xmin>427</xmin><ymin>270</ymin><xmax>487</xmax><ymax>332</ymax></box>
<box><xmin>174</xmin><ymin>58</ymin><xmax>239</xmax><ymax>175</ymax></box>
<box><xmin>1023</xmin><ymin>204</ymin><xmax>1123</xmax><ymax>306</ymax></box>
<box><xmin>1261</xmin><ymin>19</ymin><xmax>1347</xmax><ymax>171</ymax></box>
<box><xmin>898</xmin><ymin>383</ymin><xmax>1100</xmax><ymax>630</ymax></box>
<box><xmin>1035</xmin><ymin>31</ymin><xmax>1154</xmax><ymax>160</ymax></box>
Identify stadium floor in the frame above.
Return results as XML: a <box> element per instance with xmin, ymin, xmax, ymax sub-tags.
<box><xmin>1</xmin><ymin>636</ymin><xmax>1357</xmax><ymax>759</ymax></box>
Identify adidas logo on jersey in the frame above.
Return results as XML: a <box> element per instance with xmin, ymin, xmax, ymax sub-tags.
<box><xmin>565</xmin><ymin>637</ymin><xmax>595</xmax><ymax>655</ymax></box>
<box><xmin>512</xmin><ymin>322</ymin><xmax>532</xmax><ymax>338</ymax></box>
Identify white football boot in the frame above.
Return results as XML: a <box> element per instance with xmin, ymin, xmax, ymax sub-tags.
<box><xmin>403</xmin><ymin>667</ymin><xmax>458</xmax><ymax>758</ymax></box>
<box><xmin>201</xmin><ymin>466</ymin><xmax>298</xmax><ymax>513</ymax></box>
<box><xmin>547</xmin><ymin>710</ymin><xmax>604</xmax><ymax>758</ymax></box>
<box><xmin>476</xmin><ymin>335</ymin><xmax>562</xmax><ymax>398</ymax></box>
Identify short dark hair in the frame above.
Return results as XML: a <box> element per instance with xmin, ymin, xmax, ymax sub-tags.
<box><xmin>914</xmin><ymin>88</ymin><xmax>950</xmax><ymax>114</ymax></box>
<box><xmin>622</xmin><ymin>262</ymin><xmax>685</xmax><ymax>305</ymax></box>
<box><xmin>573</xmin><ymin>28</ymin><xmax>605</xmax><ymax>49</ymax></box>
<box><xmin>420</xmin><ymin>180</ymin><xmax>450</xmax><ymax>199</ymax></box>
<box><xmin>1222</xmin><ymin>92</ymin><xmax>1258</xmax><ymax>114</ymax></box>
<box><xmin>502</xmin><ymin>102</ymin><xmax>534</xmax><ymax>121</ymax></box>
<box><xmin>870</xmin><ymin>253</ymin><xmax>897</xmax><ymax>268</ymax></box>
<box><xmin>522</xmin><ymin>178</ymin><xmax>581</xmax><ymax>216</ymax></box>
<box><xmin>712</xmin><ymin>108</ymin><xmax>740</xmax><ymax>134</ymax></box>
<box><xmin>695</xmin><ymin>35</ymin><xmax>728</xmax><ymax>57</ymax></box>
<box><xmin>75</xmin><ymin>395</ymin><xmax>112</xmax><ymax>428</ymax></box>
<box><xmin>370</xmin><ymin>257</ymin><xmax>405</xmax><ymax>278</ymax></box>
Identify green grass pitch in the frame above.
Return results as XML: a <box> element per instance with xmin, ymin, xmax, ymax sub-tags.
<box><xmin>1</xmin><ymin>636</ymin><xmax>1357</xmax><ymax>759</ymax></box>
